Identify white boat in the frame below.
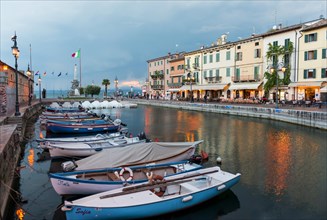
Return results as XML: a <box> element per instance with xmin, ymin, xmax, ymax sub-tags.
<box><xmin>49</xmin><ymin>161</ymin><xmax>202</xmax><ymax>195</ymax></box>
<box><xmin>62</xmin><ymin>166</ymin><xmax>241</xmax><ymax>220</ymax></box>
<box><xmin>47</xmin><ymin>136</ymin><xmax>145</xmax><ymax>158</ymax></box>
<box><xmin>37</xmin><ymin>129</ymin><xmax>131</xmax><ymax>149</ymax></box>
<box><xmin>62</xmin><ymin>140</ymin><xmax>203</xmax><ymax>172</ymax></box>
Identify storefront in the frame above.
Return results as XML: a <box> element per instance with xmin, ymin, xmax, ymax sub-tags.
<box><xmin>228</xmin><ymin>82</ymin><xmax>263</xmax><ymax>99</ymax></box>
<box><xmin>288</xmin><ymin>81</ymin><xmax>326</xmax><ymax>101</ymax></box>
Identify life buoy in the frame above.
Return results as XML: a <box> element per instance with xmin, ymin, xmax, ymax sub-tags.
<box><xmin>119</xmin><ymin>167</ymin><xmax>133</xmax><ymax>182</ymax></box>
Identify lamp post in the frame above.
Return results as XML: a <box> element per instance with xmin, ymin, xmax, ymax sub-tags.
<box><xmin>187</xmin><ymin>72</ymin><xmax>194</xmax><ymax>103</ymax></box>
<box><xmin>11</xmin><ymin>33</ymin><xmax>21</xmax><ymax>116</ymax></box>
<box><xmin>270</xmin><ymin>63</ymin><xmax>286</xmax><ymax>109</ymax></box>
<box><xmin>26</xmin><ymin>64</ymin><xmax>32</xmax><ymax>106</ymax></box>
<box><xmin>38</xmin><ymin>75</ymin><xmax>41</xmax><ymax>103</ymax></box>
<box><xmin>114</xmin><ymin>76</ymin><xmax>118</xmax><ymax>99</ymax></box>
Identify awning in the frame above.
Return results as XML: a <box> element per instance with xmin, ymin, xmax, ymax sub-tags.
<box><xmin>167</xmin><ymin>88</ymin><xmax>181</xmax><ymax>92</ymax></box>
<box><xmin>288</xmin><ymin>81</ymin><xmax>326</xmax><ymax>88</ymax></box>
<box><xmin>179</xmin><ymin>83</ymin><xmax>229</xmax><ymax>91</ymax></box>
<box><xmin>228</xmin><ymin>82</ymin><xmax>262</xmax><ymax>90</ymax></box>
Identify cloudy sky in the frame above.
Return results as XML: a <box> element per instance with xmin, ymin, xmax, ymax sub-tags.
<box><xmin>0</xmin><ymin>0</ymin><xmax>326</xmax><ymax>90</ymax></box>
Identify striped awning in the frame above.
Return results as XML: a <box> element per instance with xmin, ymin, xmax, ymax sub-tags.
<box><xmin>288</xmin><ymin>81</ymin><xmax>326</xmax><ymax>88</ymax></box>
<box><xmin>228</xmin><ymin>82</ymin><xmax>263</xmax><ymax>90</ymax></box>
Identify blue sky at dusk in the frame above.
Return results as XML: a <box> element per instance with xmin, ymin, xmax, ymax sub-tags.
<box><xmin>0</xmin><ymin>0</ymin><xmax>326</xmax><ymax>90</ymax></box>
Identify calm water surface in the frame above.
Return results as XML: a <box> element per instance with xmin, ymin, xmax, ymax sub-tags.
<box><xmin>14</xmin><ymin>105</ymin><xmax>326</xmax><ymax>220</ymax></box>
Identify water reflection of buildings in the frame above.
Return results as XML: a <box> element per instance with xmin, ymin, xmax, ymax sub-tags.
<box><xmin>265</xmin><ymin>130</ymin><xmax>291</xmax><ymax>199</ymax></box>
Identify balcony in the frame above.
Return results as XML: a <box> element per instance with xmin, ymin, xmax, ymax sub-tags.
<box><xmin>150</xmin><ymin>84</ymin><xmax>164</xmax><ymax>90</ymax></box>
<box><xmin>204</xmin><ymin>76</ymin><xmax>222</xmax><ymax>83</ymax></box>
<box><xmin>150</xmin><ymin>73</ymin><xmax>164</xmax><ymax>80</ymax></box>
<box><xmin>167</xmin><ymin>82</ymin><xmax>183</xmax><ymax>88</ymax></box>
<box><xmin>232</xmin><ymin>74</ymin><xmax>262</xmax><ymax>82</ymax></box>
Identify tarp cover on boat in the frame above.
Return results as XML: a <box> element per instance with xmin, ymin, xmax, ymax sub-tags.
<box><xmin>75</xmin><ymin>141</ymin><xmax>203</xmax><ymax>170</ymax></box>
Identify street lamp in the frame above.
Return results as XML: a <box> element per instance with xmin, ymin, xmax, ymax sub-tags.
<box><xmin>26</xmin><ymin>64</ymin><xmax>32</xmax><ymax>106</ymax></box>
<box><xmin>187</xmin><ymin>72</ymin><xmax>194</xmax><ymax>103</ymax></box>
<box><xmin>38</xmin><ymin>75</ymin><xmax>41</xmax><ymax>103</ymax></box>
<box><xmin>270</xmin><ymin>63</ymin><xmax>286</xmax><ymax>109</ymax></box>
<box><xmin>11</xmin><ymin>33</ymin><xmax>20</xmax><ymax>116</ymax></box>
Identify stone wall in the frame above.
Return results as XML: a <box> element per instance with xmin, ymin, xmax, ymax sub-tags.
<box><xmin>0</xmin><ymin>124</ymin><xmax>20</xmax><ymax>220</ymax></box>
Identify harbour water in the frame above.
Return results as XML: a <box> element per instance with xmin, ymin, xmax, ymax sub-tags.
<box><xmin>12</xmin><ymin>105</ymin><xmax>327</xmax><ymax>220</ymax></box>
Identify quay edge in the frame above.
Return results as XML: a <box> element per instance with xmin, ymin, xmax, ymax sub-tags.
<box><xmin>129</xmin><ymin>100</ymin><xmax>327</xmax><ymax>130</ymax></box>
<box><xmin>0</xmin><ymin>103</ymin><xmax>43</xmax><ymax>220</ymax></box>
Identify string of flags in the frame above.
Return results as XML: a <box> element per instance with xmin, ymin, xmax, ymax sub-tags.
<box><xmin>32</xmin><ymin>71</ymin><xmax>69</xmax><ymax>77</ymax></box>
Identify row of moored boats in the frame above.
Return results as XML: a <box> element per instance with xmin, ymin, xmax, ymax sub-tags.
<box><xmin>37</xmin><ymin>103</ymin><xmax>241</xmax><ymax>220</ymax></box>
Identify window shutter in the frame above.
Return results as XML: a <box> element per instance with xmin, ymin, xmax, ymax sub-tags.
<box><xmin>304</xmin><ymin>70</ymin><xmax>308</xmax><ymax>79</ymax></box>
<box><xmin>304</xmin><ymin>51</ymin><xmax>308</xmax><ymax>61</ymax></box>
<box><xmin>313</xmin><ymin>50</ymin><xmax>317</xmax><ymax>59</ymax></box>
<box><xmin>314</xmin><ymin>33</ymin><xmax>317</xmax><ymax>41</ymax></box>
<box><xmin>322</xmin><ymin>68</ymin><xmax>326</xmax><ymax>78</ymax></box>
<box><xmin>313</xmin><ymin>69</ymin><xmax>316</xmax><ymax>78</ymax></box>
<box><xmin>322</xmin><ymin>49</ymin><xmax>327</xmax><ymax>59</ymax></box>
<box><xmin>305</xmin><ymin>35</ymin><xmax>308</xmax><ymax>43</ymax></box>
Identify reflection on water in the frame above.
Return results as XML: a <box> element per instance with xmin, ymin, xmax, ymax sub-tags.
<box><xmin>14</xmin><ymin>105</ymin><xmax>326</xmax><ymax>220</ymax></box>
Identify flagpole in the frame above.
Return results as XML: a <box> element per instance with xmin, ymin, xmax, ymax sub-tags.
<box><xmin>79</xmin><ymin>48</ymin><xmax>82</xmax><ymax>88</ymax></box>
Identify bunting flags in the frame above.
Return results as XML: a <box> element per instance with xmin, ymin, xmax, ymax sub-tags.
<box><xmin>35</xmin><ymin>71</ymin><xmax>39</xmax><ymax>75</ymax></box>
<box><xmin>58</xmin><ymin>72</ymin><xmax>62</xmax><ymax>77</ymax></box>
<box><xmin>72</xmin><ymin>49</ymin><xmax>80</xmax><ymax>58</ymax></box>
<box><xmin>43</xmin><ymin>72</ymin><xmax>47</xmax><ymax>76</ymax></box>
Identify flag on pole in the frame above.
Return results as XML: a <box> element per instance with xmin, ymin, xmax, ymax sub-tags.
<box><xmin>35</xmin><ymin>71</ymin><xmax>39</xmax><ymax>75</ymax></box>
<box><xmin>72</xmin><ymin>50</ymin><xmax>80</xmax><ymax>58</ymax></box>
<box><xmin>58</xmin><ymin>72</ymin><xmax>62</xmax><ymax>77</ymax></box>
<box><xmin>43</xmin><ymin>72</ymin><xmax>47</xmax><ymax>76</ymax></box>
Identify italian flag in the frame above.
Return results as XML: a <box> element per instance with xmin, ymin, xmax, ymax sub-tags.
<box><xmin>72</xmin><ymin>50</ymin><xmax>80</xmax><ymax>58</ymax></box>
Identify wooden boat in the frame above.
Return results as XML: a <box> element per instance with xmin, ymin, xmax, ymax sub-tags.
<box><xmin>62</xmin><ymin>166</ymin><xmax>241</xmax><ymax>220</ymax></box>
<box><xmin>46</xmin><ymin>122</ymin><xmax>120</xmax><ymax>134</ymax></box>
<box><xmin>61</xmin><ymin>140</ymin><xmax>203</xmax><ymax>172</ymax></box>
<box><xmin>47</xmin><ymin>136</ymin><xmax>145</xmax><ymax>158</ymax></box>
<box><xmin>49</xmin><ymin>161</ymin><xmax>202</xmax><ymax>195</ymax></box>
<box><xmin>37</xmin><ymin>130</ymin><xmax>130</xmax><ymax>149</ymax></box>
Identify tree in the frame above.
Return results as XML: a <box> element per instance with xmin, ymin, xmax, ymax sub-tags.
<box><xmin>102</xmin><ymin>79</ymin><xmax>110</xmax><ymax>98</ymax></box>
<box><xmin>85</xmin><ymin>85</ymin><xmax>101</xmax><ymax>98</ymax></box>
<box><xmin>264</xmin><ymin>41</ymin><xmax>294</xmax><ymax>94</ymax></box>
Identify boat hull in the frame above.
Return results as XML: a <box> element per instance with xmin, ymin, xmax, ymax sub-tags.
<box><xmin>46</xmin><ymin>123</ymin><xmax>119</xmax><ymax>134</ymax></box>
<box><xmin>49</xmin><ymin>162</ymin><xmax>201</xmax><ymax>195</ymax></box>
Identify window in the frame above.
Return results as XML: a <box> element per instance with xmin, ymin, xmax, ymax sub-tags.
<box><xmin>284</xmin><ymin>54</ymin><xmax>290</xmax><ymax>66</ymax></box>
<box><xmin>226</xmin><ymin>51</ymin><xmax>231</xmax><ymax>60</ymax></box>
<box><xmin>255</xmin><ymin>42</ymin><xmax>259</xmax><ymax>46</ymax></box>
<box><xmin>322</xmin><ymin>68</ymin><xmax>327</xmax><ymax>78</ymax></box>
<box><xmin>236</xmin><ymin>52</ymin><xmax>243</xmax><ymax>61</ymax></box>
<box><xmin>273</xmin><ymin>41</ymin><xmax>278</xmax><ymax>46</ymax></box>
<box><xmin>204</xmin><ymin>56</ymin><xmax>207</xmax><ymax>64</ymax></box>
<box><xmin>194</xmin><ymin>57</ymin><xmax>200</xmax><ymax>66</ymax></box>
<box><xmin>154</xmin><ymin>62</ymin><xmax>156</xmax><ymax>66</ymax></box>
<box><xmin>186</xmin><ymin>59</ymin><xmax>190</xmax><ymax>69</ymax></box>
<box><xmin>237</xmin><ymin>45</ymin><xmax>241</xmax><ymax>49</ymax></box>
<box><xmin>322</xmin><ymin>49</ymin><xmax>327</xmax><ymax>59</ymax></box>
<box><xmin>216</xmin><ymin>53</ymin><xmax>220</xmax><ymax>62</ymax></box>
<box><xmin>304</xmin><ymin>33</ymin><xmax>318</xmax><ymax>42</ymax></box>
<box><xmin>254</xmin><ymin>66</ymin><xmax>259</xmax><ymax>80</ymax></box>
<box><xmin>284</xmin><ymin>38</ymin><xmax>290</xmax><ymax>48</ymax></box>
<box><xmin>304</xmin><ymin>50</ymin><xmax>317</xmax><ymax>60</ymax></box>
<box><xmin>170</xmin><ymin>66</ymin><xmax>175</xmax><ymax>71</ymax></box>
<box><xmin>304</xmin><ymin>69</ymin><xmax>316</xmax><ymax>79</ymax></box>
<box><xmin>204</xmin><ymin>70</ymin><xmax>207</xmax><ymax>78</ymax></box>
<box><xmin>209</xmin><ymin>54</ymin><xmax>213</xmax><ymax>63</ymax></box>
<box><xmin>209</xmin><ymin>70</ymin><xmax>213</xmax><ymax>77</ymax></box>
<box><xmin>166</xmin><ymin>69</ymin><xmax>169</xmax><ymax>75</ymax></box>
<box><xmin>216</xmin><ymin>69</ymin><xmax>220</xmax><ymax>78</ymax></box>
<box><xmin>161</xmin><ymin>61</ymin><xmax>163</xmax><ymax>65</ymax></box>
<box><xmin>149</xmin><ymin>63</ymin><xmax>151</xmax><ymax>67</ymax></box>
<box><xmin>236</xmin><ymin>68</ymin><xmax>240</xmax><ymax>80</ymax></box>
<box><xmin>254</xmin><ymin>49</ymin><xmax>261</xmax><ymax>58</ymax></box>
<box><xmin>226</xmin><ymin>67</ymin><xmax>230</xmax><ymax>77</ymax></box>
